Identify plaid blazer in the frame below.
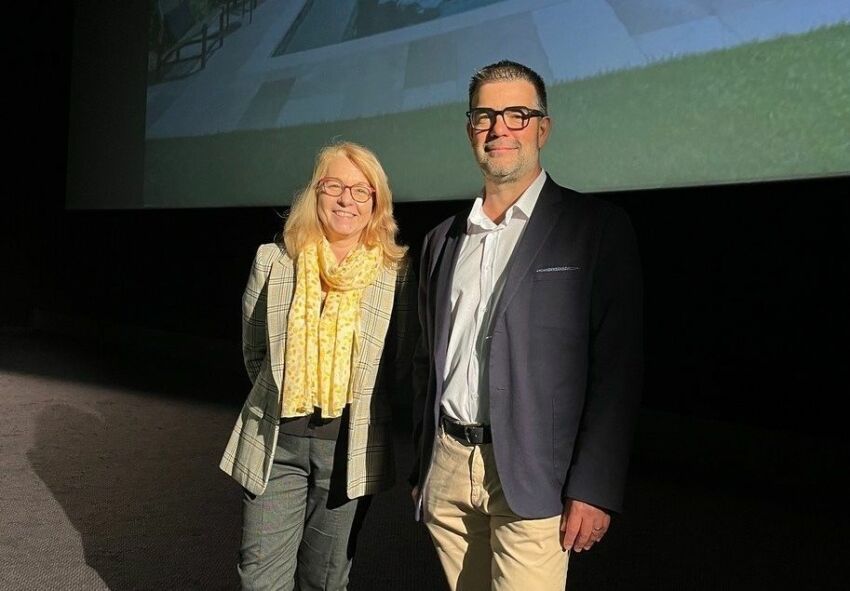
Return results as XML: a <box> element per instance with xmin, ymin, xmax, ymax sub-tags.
<box><xmin>220</xmin><ymin>242</ymin><xmax>417</xmax><ymax>498</ymax></box>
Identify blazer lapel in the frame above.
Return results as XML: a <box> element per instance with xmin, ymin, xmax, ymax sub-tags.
<box><xmin>492</xmin><ymin>177</ymin><xmax>564</xmax><ymax>322</ymax></box>
<box><xmin>433</xmin><ymin>212</ymin><xmax>468</xmax><ymax>389</ymax></box>
<box><xmin>351</xmin><ymin>264</ymin><xmax>397</xmax><ymax>399</ymax></box>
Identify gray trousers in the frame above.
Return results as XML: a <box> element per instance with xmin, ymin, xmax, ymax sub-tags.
<box><xmin>238</xmin><ymin>431</ymin><xmax>369</xmax><ymax>591</ymax></box>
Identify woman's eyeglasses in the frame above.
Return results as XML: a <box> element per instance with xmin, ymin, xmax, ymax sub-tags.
<box><xmin>317</xmin><ymin>178</ymin><xmax>375</xmax><ymax>203</ymax></box>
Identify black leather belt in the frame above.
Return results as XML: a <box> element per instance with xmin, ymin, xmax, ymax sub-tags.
<box><xmin>441</xmin><ymin>415</ymin><xmax>492</xmax><ymax>445</ymax></box>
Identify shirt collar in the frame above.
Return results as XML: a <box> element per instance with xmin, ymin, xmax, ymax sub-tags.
<box><xmin>467</xmin><ymin>169</ymin><xmax>547</xmax><ymax>233</ymax></box>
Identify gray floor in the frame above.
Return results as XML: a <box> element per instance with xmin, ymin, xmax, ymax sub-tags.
<box><xmin>1</xmin><ymin>330</ymin><xmax>848</xmax><ymax>590</ymax></box>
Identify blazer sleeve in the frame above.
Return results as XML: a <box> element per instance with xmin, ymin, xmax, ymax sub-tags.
<box><xmin>242</xmin><ymin>245</ymin><xmax>271</xmax><ymax>384</ymax></box>
<box><xmin>564</xmin><ymin>206</ymin><xmax>644</xmax><ymax>513</ymax></box>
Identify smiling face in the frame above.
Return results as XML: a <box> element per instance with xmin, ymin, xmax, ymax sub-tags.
<box><xmin>468</xmin><ymin>79</ymin><xmax>550</xmax><ymax>186</ymax></box>
<box><xmin>317</xmin><ymin>154</ymin><xmax>374</xmax><ymax>248</ymax></box>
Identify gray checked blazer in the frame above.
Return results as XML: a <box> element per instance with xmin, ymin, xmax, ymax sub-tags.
<box><xmin>220</xmin><ymin>242</ymin><xmax>417</xmax><ymax>498</ymax></box>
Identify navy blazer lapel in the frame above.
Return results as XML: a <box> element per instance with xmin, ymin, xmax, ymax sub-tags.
<box><xmin>433</xmin><ymin>211</ymin><xmax>468</xmax><ymax>384</ymax></box>
<box><xmin>493</xmin><ymin>177</ymin><xmax>564</xmax><ymax>321</ymax></box>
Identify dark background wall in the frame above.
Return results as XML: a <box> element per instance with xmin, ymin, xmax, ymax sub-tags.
<box><xmin>5</xmin><ymin>1</ymin><xmax>849</xmax><ymax>439</ymax></box>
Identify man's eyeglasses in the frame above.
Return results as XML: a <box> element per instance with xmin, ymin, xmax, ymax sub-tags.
<box><xmin>317</xmin><ymin>177</ymin><xmax>375</xmax><ymax>203</ymax></box>
<box><xmin>466</xmin><ymin>106</ymin><xmax>547</xmax><ymax>131</ymax></box>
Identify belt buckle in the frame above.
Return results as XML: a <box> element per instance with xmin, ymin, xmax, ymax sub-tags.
<box><xmin>464</xmin><ymin>425</ymin><xmax>482</xmax><ymax>445</ymax></box>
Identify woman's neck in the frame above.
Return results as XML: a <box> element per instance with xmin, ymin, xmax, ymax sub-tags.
<box><xmin>328</xmin><ymin>238</ymin><xmax>358</xmax><ymax>263</ymax></box>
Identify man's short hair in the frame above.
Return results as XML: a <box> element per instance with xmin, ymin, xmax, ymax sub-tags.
<box><xmin>468</xmin><ymin>60</ymin><xmax>548</xmax><ymax>114</ymax></box>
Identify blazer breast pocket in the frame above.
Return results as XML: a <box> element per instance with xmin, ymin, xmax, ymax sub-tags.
<box><xmin>532</xmin><ymin>266</ymin><xmax>583</xmax><ymax>282</ymax></box>
<box><xmin>530</xmin><ymin>268</ymin><xmax>587</xmax><ymax>329</ymax></box>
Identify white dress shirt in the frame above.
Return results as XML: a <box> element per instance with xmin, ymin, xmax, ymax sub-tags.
<box><xmin>441</xmin><ymin>169</ymin><xmax>547</xmax><ymax>425</ymax></box>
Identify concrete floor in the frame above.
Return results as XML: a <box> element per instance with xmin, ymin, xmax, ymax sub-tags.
<box><xmin>2</xmin><ymin>330</ymin><xmax>848</xmax><ymax>590</ymax></box>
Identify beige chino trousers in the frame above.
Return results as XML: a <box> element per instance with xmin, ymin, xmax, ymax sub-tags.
<box><xmin>423</xmin><ymin>429</ymin><xmax>570</xmax><ymax>591</ymax></box>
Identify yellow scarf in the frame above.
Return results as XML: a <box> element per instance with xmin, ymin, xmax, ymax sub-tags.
<box><xmin>282</xmin><ymin>239</ymin><xmax>382</xmax><ymax>418</ymax></box>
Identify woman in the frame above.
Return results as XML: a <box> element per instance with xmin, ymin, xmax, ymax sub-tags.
<box><xmin>219</xmin><ymin>141</ymin><xmax>417</xmax><ymax>590</ymax></box>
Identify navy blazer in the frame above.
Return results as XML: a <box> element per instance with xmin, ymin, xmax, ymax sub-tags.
<box><xmin>411</xmin><ymin>175</ymin><xmax>643</xmax><ymax>518</ymax></box>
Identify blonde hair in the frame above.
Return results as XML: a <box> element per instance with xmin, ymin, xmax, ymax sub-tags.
<box><xmin>283</xmin><ymin>141</ymin><xmax>407</xmax><ymax>265</ymax></box>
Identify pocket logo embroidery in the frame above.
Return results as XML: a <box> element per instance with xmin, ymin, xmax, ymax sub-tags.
<box><xmin>536</xmin><ymin>266</ymin><xmax>580</xmax><ymax>273</ymax></box>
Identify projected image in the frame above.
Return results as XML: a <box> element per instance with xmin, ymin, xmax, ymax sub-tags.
<box><xmin>274</xmin><ymin>0</ymin><xmax>506</xmax><ymax>55</ymax></box>
<box><xmin>143</xmin><ymin>0</ymin><xmax>850</xmax><ymax>208</ymax></box>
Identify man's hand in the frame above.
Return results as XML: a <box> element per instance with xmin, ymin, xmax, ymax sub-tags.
<box><xmin>411</xmin><ymin>485</ymin><xmax>420</xmax><ymax>506</ymax></box>
<box><xmin>559</xmin><ymin>499</ymin><xmax>610</xmax><ymax>553</ymax></box>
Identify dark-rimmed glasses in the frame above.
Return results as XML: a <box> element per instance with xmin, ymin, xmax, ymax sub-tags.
<box><xmin>466</xmin><ymin>106</ymin><xmax>547</xmax><ymax>131</ymax></box>
<box><xmin>317</xmin><ymin>177</ymin><xmax>375</xmax><ymax>204</ymax></box>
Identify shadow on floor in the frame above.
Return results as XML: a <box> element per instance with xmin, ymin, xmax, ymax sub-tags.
<box><xmin>12</xmin><ymin>330</ymin><xmax>850</xmax><ymax>589</ymax></box>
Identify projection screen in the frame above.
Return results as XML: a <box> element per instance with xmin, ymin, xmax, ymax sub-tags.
<box><xmin>97</xmin><ymin>0</ymin><xmax>850</xmax><ymax>208</ymax></box>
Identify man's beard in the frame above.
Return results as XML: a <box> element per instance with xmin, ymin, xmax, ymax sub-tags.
<box><xmin>478</xmin><ymin>151</ymin><xmax>526</xmax><ymax>184</ymax></box>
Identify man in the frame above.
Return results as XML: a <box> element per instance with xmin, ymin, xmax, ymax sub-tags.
<box><xmin>410</xmin><ymin>60</ymin><xmax>643</xmax><ymax>590</ymax></box>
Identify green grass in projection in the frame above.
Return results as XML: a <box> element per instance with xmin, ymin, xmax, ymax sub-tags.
<box><xmin>557</xmin><ymin>22</ymin><xmax>850</xmax><ymax>190</ymax></box>
<box><xmin>144</xmin><ymin>23</ymin><xmax>850</xmax><ymax>207</ymax></box>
